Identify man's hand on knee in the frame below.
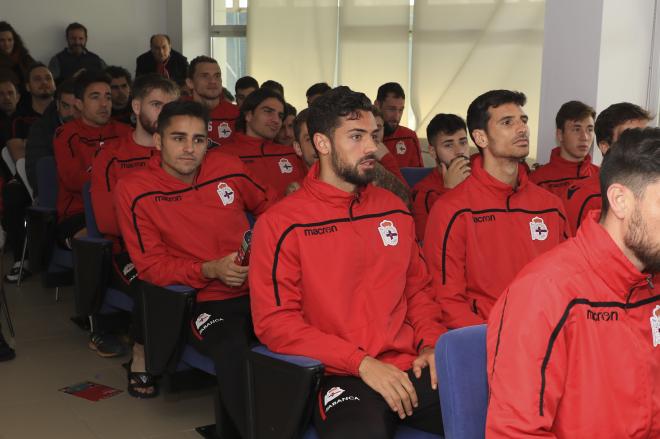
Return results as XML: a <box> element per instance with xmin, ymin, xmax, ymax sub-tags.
<box><xmin>412</xmin><ymin>346</ymin><xmax>437</xmax><ymax>390</ymax></box>
<box><xmin>202</xmin><ymin>252</ymin><xmax>249</xmax><ymax>287</ymax></box>
<box><xmin>358</xmin><ymin>356</ymin><xmax>418</xmax><ymax>419</ymax></box>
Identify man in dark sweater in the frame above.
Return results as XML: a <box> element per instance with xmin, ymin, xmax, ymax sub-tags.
<box><xmin>135</xmin><ymin>34</ymin><xmax>188</xmax><ymax>86</ymax></box>
<box><xmin>48</xmin><ymin>23</ymin><xmax>106</xmax><ymax>83</ymax></box>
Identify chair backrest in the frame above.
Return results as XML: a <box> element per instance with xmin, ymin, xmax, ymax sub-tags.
<box><xmin>36</xmin><ymin>156</ymin><xmax>58</xmax><ymax>208</ymax></box>
<box><xmin>15</xmin><ymin>158</ymin><xmax>34</xmax><ymax>201</ymax></box>
<box><xmin>81</xmin><ymin>181</ymin><xmax>102</xmax><ymax>238</ymax></box>
<box><xmin>435</xmin><ymin>324</ymin><xmax>488</xmax><ymax>439</ymax></box>
<box><xmin>1</xmin><ymin>146</ymin><xmax>16</xmax><ymax>176</ymax></box>
<box><xmin>400</xmin><ymin>167</ymin><xmax>434</xmax><ymax>188</ymax></box>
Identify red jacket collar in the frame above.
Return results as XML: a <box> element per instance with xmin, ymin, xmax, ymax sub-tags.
<box><xmin>471</xmin><ymin>154</ymin><xmax>529</xmax><ymax>196</ymax></box>
<box><xmin>549</xmin><ymin>146</ymin><xmax>594</xmax><ymax>172</ymax></box>
<box><xmin>303</xmin><ymin>162</ymin><xmax>371</xmax><ymax>207</ymax></box>
<box><xmin>576</xmin><ymin>210</ymin><xmax>652</xmax><ymax>298</ymax></box>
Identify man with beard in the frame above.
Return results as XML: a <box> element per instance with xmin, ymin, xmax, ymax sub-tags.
<box><xmin>48</xmin><ymin>22</ymin><xmax>106</xmax><ymax>83</ymax></box>
<box><xmin>0</xmin><ymin>79</ymin><xmax>19</xmax><ymax>150</ymax></box>
<box><xmin>423</xmin><ymin>90</ymin><xmax>569</xmax><ymax>329</ymax></box>
<box><xmin>186</xmin><ymin>56</ymin><xmax>239</xmax><ymax>148</ymax></box>
<box><xmin>375</xmin><ymin>82</ymin><xmax>424</xmax><ymax>168</ymax></box>
<box><xmin>105</xmin><ymin>66</ymin><xmax>133</xmax><ymax>126</ymax></box>
<box><xmin>274</xmin><ymin>103</ymin><xmax>296</xmax><ymax>146</ymax></box>
<box><xmin>486</xmin><ymin>127</ymin><xmax>660</xmax><ymax>438</ymax></box>
<box><xmin>250</xmin><ymin>86</ymin><xmax>447</xmax><ymax>438</ymax></box>
<box><xmin>90</xmin><ymin>74</ymin><xmax>179</xmax><ymax>390</ymax></box>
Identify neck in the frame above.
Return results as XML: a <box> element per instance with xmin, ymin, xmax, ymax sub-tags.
<box><xmin>319</xmin><ymin>160</ymin><xmax>356</xmax><ymax>193</ymax></box>
<box><xmin>600</xmin><ymin>214</ymin><xmax>646</xmax><ymax>272</ymax></box>
<box><xmin>245</xmin><ymin>127</ymin><xmax>266</xmax><ymax>140</ymax></box>
<box><xmin>81</xmin><ymin>116</ymin><xmax>103</xmax><ymax>128</ymax></box>
<box><xmin>483</xmin><ymin>154</ymin><xmax>519</xmax><ymax>187</ymax></box>
<box><xmin>162</xmin><ymin>165</ymin><xmax>196</xmax><ymax>185</ymax></box>
<box><xmin>558</xmin><ymin>147</ymin><xmax>582</xmax><ymax>163</ymax></box>
<box><xmin>132</xmin><ymin>127</ymin><xmax>155</xmax><ymax>147</ymax></box>
<box><xmin>193</xmin><ymin>93</ymin><xmax>220</xmax><ymax>110</ymax></box>
<box><xmin>31</xmin><ymin>96</ymin><xmax>52</xmax><ymax>114</ymax></box>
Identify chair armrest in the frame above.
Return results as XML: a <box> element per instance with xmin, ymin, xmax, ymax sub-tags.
<box><xmin>26</xmin><ymin>206</ymin><xmax>57</xmax><ymax>273</ymax></box>
<box><xmin>141</xmin><ymin>281</ymin><xmax>196</xmax><ymax>376</ymax></box>
<box><xmin>247</xmin><ymin>346</ymin><xmax>324</xmax><ymax>439</ymax></box>
<box><xmin>71</xmin><ymin>237</ymin><xmax>113</xmax><ymax>316</ymax></box>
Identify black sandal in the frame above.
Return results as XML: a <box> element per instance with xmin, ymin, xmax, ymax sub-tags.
<box><xmin>122</xmin><ymin>361</ymin><xmax>159</xmax><ymax>399</ymax></box>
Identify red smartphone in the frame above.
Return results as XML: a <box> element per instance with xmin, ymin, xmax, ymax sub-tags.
<box><xmin>235</xmin><ymin>230</ymin><xmax>252</xmax><ymax>266</ymax></box>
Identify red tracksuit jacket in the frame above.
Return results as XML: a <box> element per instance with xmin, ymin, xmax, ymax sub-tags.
<box><xmin>220</xmin><ymin>131</ymin><xmax>306</xmax><ymax>198</ymax></box>
<box><xmin>411</xmin><ymin>168</ymin><xmax>447</xmax><ymax>241</ymax></box>
<box><xmin>249</xmin><ymin>162</ymin><xmax>447</xmax><ymax>376</ymax></box>
<box><xmin>208</xmin><ymin>99</ymin><xmax>240</xmax><ymax>148</ymax></box>
<box><xmin>422</xmin><ymin>155</ymin><xmax>569</xmax><ymax>329</ymax></box>
<box><xmin>565</xmin><ymin>174</ymin><xmax>601</xmax><ymax>235</ymax></box>
<box><xmin>114</xmin><ymin>152</ymin><xmax>273</xmax><ymax>302</ymax></box>
<box><xmin>383</xmin><ymin>125</ymin><xmax>424</xmax><ymax>168</ymax></box>
<box><xmin>529</xmin><ymin>146</ymin><xmax>599</xmax><ymax>197</ymax></box>
<box><xmin>486</xmin><ymin>211</ymin><xmax>660</xmax><ymax>438</ymax></box>
<box><xmin>91</xmin><ymin>132</ymin><xmax>158</xmax><ymax>238</ymax></box>
<box><xmin>53</xmin><ymin>118</ymin><xmax>132</xmax><ymax>220</ymax></box>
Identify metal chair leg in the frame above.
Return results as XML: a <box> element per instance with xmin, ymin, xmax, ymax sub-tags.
<box><xmin>0</xmin><ymin>250</ymin><xmax>15</xmax><ymax>338</ymax></box>
<box><xmin>55</xmin><ymin>286</ymin><xmax>60</xmax><ymax>302</ymax></box>
<box><xmin>17</xmin><ymin>223</ymin><xmax>28</xmax><ymax>288</ymax></box>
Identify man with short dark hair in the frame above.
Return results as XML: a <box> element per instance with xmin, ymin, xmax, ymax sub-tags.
<box><xmin>250</xmin><ymin>86</ymin><xmax>446</xmax><ymax>438</ymax></box>
<box><xmin>115</xmin><ymin>100</ymin><xmax>272</xmax><ymax>432</ymax></box>
<box><xmin>274</xmin><ymin>103</ymin><xmax>296</xmax><ymax>146</ymax></box>
<box><xmin>105</xmin><ymin>66</ymin><xmax>133</xmax><ymax>125</ymax></box>
<box><xmin>306</xmin><ymin>82</ymin><xmax>331</xmax><ymax>106</ymax></box>
<box><xmin>530</xmin><ymin>100</ymin><xmax>599</xmax><ymax>196</ymax></box>
<box><xmin>48</xmin><ymin>22</ymin><xmax>106</xmax><ymax>83</ymax></box>
<box><xmin>234</xmin><ymin>75</ymin><xmax>258</xmax><ymax>108</ymax></box>
<box><xmin>486</xmin><ymin>127</ymin><xmax>660</xmax><ymax>438</ymax></box>
<box><xmin>375</xmin><ymin>82</ymin><xmax>424</xmax><ymax>168</ymax></box>
<box><xmin>0</xmin><ymin>79</ymin><xmax>19</xmax><ymax>151</ymax></box>
<box><xmin>135</xmin><ymin>34</ymin><xmax>189</xmax><ymax>86</ymax></box>
<box><xmin>186</xmin><ymin>56</ymin><xmax>239</xmax><ymax>148</ymax></box>
<box><xmin>423</xmin><ymin>90</ymin><xmax>568</xmax><ymax>329</ymax></box>
<box><xmin>260</xmin><ymin>79</ymin><xmax>284</xmax><ymax>97</ymax></box>
<box><xmin>564</xmin><ymin>102</ymin><xmax>652</xmax><ymax>234</ymax></box>
<box><xmin>411</xmin><ymin>114</ymin><xmax>471</xmax><ymax>241</ymax></box>
<box><xmin>221</xmin><ymin>87</ymin><xmax>305</xmax><ymax>198</ymax></box>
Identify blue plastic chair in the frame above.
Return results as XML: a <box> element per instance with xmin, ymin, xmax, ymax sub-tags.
<box><xmin>400</xmin><ymin>167</ymin><xmax>434</xmax><ymax>188</ymax></box>
<box><xmin>435</xmin><ymin>325</ymin><xmax>488</xmax><ymax>439</ymax></box>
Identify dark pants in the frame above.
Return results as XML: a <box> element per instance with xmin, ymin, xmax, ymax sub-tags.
<box><xmin>189</xmin><ymin>295</ymin><xmax>257</xmax><ymax>439</ymax></box>
<box><xmin>56</xmin><ymin>212</ymin><xmax>85</xmax><ymax>249</ymax></box>
<box><xmin>1</xmin><ymin>179</ymin><xmax>30</xmax><ymax>261</ymax></box>
<box><xmin>313</xmin><ymin>367</ymin><xmax>443</xmax><ymax>439</ymax></box>
<box><xmin>107</xmin><ymin>252</ymin><xmax>142</xmax><ymax>343</ymax></box>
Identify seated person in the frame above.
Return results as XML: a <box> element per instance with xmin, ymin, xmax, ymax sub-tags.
<box><xmin>375</xmin><ymin>82</ymin><xmax>423</xmax><ymax>168</ymax></box>
<box><xmin>0</xmin><ymin>79</ymin><xmax>19</xmax><ymax>148</ymax></box>
<box><xmin>486</xmin><ymin>127</ymin><xmax>660</xmax><ymax>438</ymax></box>
<box><xmin>565</xmin><ymin>102</ymin><xmax>651</xmax><ymax>234</ymax></box>
<box><xmin>234</xmin><ymin>75</ymin><xmax>258</xmax><ymax>108</ymax></box>
<box><xmin>186</xmin><ymin>56</ymin><xmax>239</xmax><ymax>148</ymax></box>
<box><xmin>530</xmin><ymin>100</ymin><xmax>599</xmax><ymax>196</ymax></box>
<box><xmin>220</xmin><ymin>87</ymin><xmax>305</xmax><ymax>198</ymax></box>
<box><xmin>305</xmin><ymin>82</ymin><xmax>331</xmax><ymax>106</ymax></box>
<box><xmin>89</xmin><ymin>74</ymin><xmax>178</xmax><ymax>369</ymax></box>
<box><xmin>250</xmin><ymin>86</ymin><xmax>447</xmax><ymax>438</ymax></box>
<box><xmin>48</xmin><ymin>22</ymin><xmax>106</xmax><ymax>83</ymax></box>
<box><xmin>105</xmin><ymin>66</ymin><xmax>133</xmax><ymax>126</ymax></box>
<box><xmin>274</xmin><ymin>103</ymin><xmax>296</xmax><ymax>146</ymax></box>
<box><xmin>53</xmin><ymin>70</ymin><xmax>131</xmax><ymax>249</ymax></box>
<box><xmin>115</xmin><ymin>100</ymin><xmax>273</xmax><ymax>432</ymax></box>
<box><xmin>135</xmin><ymin>34</ymin><xmax>188</xmax><ymax>86</ymax></box>
<box><xmin>260</xmin><ymin>79</ymin><xmax>284</xmax><ymax>97</ymax></box>
<box><xmin>423</xmin><ymin>90</ymin><xmax>568</xmax><ymax>329</ymax></box>
<box><xmin>411</xmin><ymin>114</ymin><xmax>470</xmax><ymax>241</ymax></box>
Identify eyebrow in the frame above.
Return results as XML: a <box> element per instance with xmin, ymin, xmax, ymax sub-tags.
<box><xmin>261</xmin><ymin>106</ymin><xmax>278</xmax><ymax>112</ymax></box>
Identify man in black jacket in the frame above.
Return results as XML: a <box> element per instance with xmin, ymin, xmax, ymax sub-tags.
<box><xmin>48</xmin><ymin>23</ymin><xmax>106</xmax><ymax>83</ymax></box>
<box><xmin>135</xmin><ymin>35</ymin><xmax>188</xmax><ymax>86</ymax></box>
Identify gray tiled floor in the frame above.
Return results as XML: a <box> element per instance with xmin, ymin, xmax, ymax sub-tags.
<box><xmin>0</xmin><ymin>265</ymin><xmax>215</xmax><ymax>439</ymax></box>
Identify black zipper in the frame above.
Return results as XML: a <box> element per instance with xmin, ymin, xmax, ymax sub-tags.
<box><xmin>349</xmin><ymin>191</ymin><xmax>361</xmax><ymax>220</ymax></box>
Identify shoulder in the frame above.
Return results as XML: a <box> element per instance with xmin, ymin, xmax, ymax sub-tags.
<box><xmin>54</xmin><ymin>120</ymin><xmax>78</xmax><ymax>140</ymax></box>
<box><xmin>524</xmin><ymin>181</ymin><xmax>566</xmax><ymax>210</ymax></box>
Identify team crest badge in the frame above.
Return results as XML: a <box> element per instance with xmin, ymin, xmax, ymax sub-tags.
<box><xmin>395</xmin><ymin>140</ymin><xmax>406</xmax><ymax>155</ymax></box>
<box><xmin>378</xmin><ymin>220</ymin><xmax>399</xmax><ymax>246</ymax></box>
<box><xmin>529</xmin><ymin>217</ymin><xmax>548</xmax><ymax>241</ymax></box>
<box><xmin>324</xmin><ymin>387</ymin><xmax>345</xmax><ymax>405</ymax></box>
<box><xmin>217</xmin><ymin>121</ymin><xmax>232</xmax><ymax>138</ymax></box>
<box><xmin>279</xmin><ymin>157</ymin><xmax>293</xmax><ymax>174</ymax></box>
<box><xmin>651</xmin><ymin>305</ymin><xmax>660</xmax><ymax>347</ymax></box>
<box><xmin>195</xmin><ymin>313</ymin><xmax>211</xmax><ymax>330</ymax></box>
<box><xmin>217</xmin><ymin>182</ymin><xmax>234</xmax><ymax>206</ymax></box>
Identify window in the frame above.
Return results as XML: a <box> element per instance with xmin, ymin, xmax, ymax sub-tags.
<box><xmin>211</xmin><ymin>0</ymin><xmax>248</xmax><ymax>98</ymax></box>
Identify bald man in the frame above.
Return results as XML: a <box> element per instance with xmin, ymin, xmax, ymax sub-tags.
<box><xmin>135</xmin><ymin>34</ymin><xmax>189</xmax><ymax>86</ymax></box>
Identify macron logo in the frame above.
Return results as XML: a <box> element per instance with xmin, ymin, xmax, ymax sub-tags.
<box><xmin>324</xmin><ymin>387</ymin><xmax>345</xmax><ymax>405</ymax></box>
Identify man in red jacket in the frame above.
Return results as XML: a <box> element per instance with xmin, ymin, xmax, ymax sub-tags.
<box><xmin>411</xmin><ymin>114</ymin><xmax>471</xmax><ymax>241</ymax></box>
<box><xmin>423</xmin><ymin>90</ymin><xmax>569</xmax><ymax>329</ymax></box>
<box><xmin>250</xmin><ymin>86</ymin><xmax>446</xmax><ymax>438</ymax></box>
<box><xmin>220</xmin><ymin>87</ymin><xmax>305</xmax><ymax>198</ymax></box>
<box><xmin>530</xmin><ymin>100</ymin><xmax>599</xmax><ymax>197</ymax></box>
<box><xmin>375</xmin><ymin>82</ymin><xmax>424</xmax><ymax>168</ymax></box>
<box><xmin>115</xmin><ymin>101</ymin><xmax>272</xmax><ymax>431</ymax></box>
<box><xmin>565</xmin><ymin>102</ymin><xmax>652</xmax><ymax>234</ymax></box>
<box><xmin>89</xmin><ymin>74</ymin><xmax>178</xmax><ymax>365</ymax></box>
<box><xmin>487</xmin><ymin>127</ymin><xmax>660</xmax><ymax>438</ymax></box>
<box><xmin>186</xmin><ymin>55</ymin><xmax>239</xmax><ymax>148</ymax></box>
<box><xmin>53</xmin><ymin>69</ymin><xmax>131</xmax><ymax>248</ymax></box>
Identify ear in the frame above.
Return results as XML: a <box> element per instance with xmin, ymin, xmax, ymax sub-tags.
<box><xmin>131</xmin><ymin>98</ymin><xmax>140</xmax><ymax>117</ymax></box>
<box><xmin>472</xmin><ymin>129</ymin><xmax>488</xmax><ymax>150</ymax></box>
<box><xmin>556</xmin><ymin>128</ymin><xmax>563</xmax><ymax>145</ymax></box>
<box><xmin>292</xmin><ymin>140</ymin><xmax>303</xmax><ymax>158</ymax></box>
<box><xmin>427</xmin><ymin>143</ymin><xmax>437</xmax><ymax>160</ymax></box>
<box><xmin>313</xmin><ymin>132</ymin><xmax>331</xmax><ymax>157</ymax></box>
<box><xmin>245</xmin><ymin>110</ymin><xmax>254</xmax><ymax>124</ymax></box>
<box><xmin>605</xmin><ymin>183</ymin><xmax>632</xmax><ymax>221</ymax></box>
<box><xmin>185</xmin><ymin>78</ymin><xmax>194</xmax><ymax>91</ymax></box>
<box><xmin>153</xmin><ymin>132</ymin><xmax>163</xmax><ymax>151</ymax></box>
<box><xmin>374</xmin><ymin>100</ymin><xmax>381</xmax><ymax>109</ymax></box>
<box><xmin>74</xmin><ymin>97</ymin><xmax>84</xmax><ymax>113</ymax></box>
<box><xmin>597</xmin><ymin>140</ymin><xmax>610</xmax><ymax>156</ymax></box>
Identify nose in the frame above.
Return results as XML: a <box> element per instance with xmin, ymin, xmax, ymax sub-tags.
<box><xmin>364</xmin><ymin>135</ymin><xmax>378</xmax><ymax>155</ymax></box>
<box><xmin>182</xmin><ymin>139</ymin><xmax>195</xmax><ymax>154</ymax></box>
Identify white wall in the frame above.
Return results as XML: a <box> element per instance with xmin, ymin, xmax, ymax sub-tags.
<box><xmin>0</xmin><ymin>0</ymin><xmax>210</xmax><ymax>77</ymax></box>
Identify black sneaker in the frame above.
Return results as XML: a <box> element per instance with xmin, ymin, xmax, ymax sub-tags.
<box><xmin>88</xmin><ymin>333</ymin><xmax>127</xmax><ymax>358</ymax></box>
<box><xmin>4</xmin><ymin>261</ymin><xmax>31</xmax><ymax>284</ymax></box>
<box><xmin>0</xmin><ymin>340</ymin><xmax>15</xmax><ymax>361</ymax></box>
